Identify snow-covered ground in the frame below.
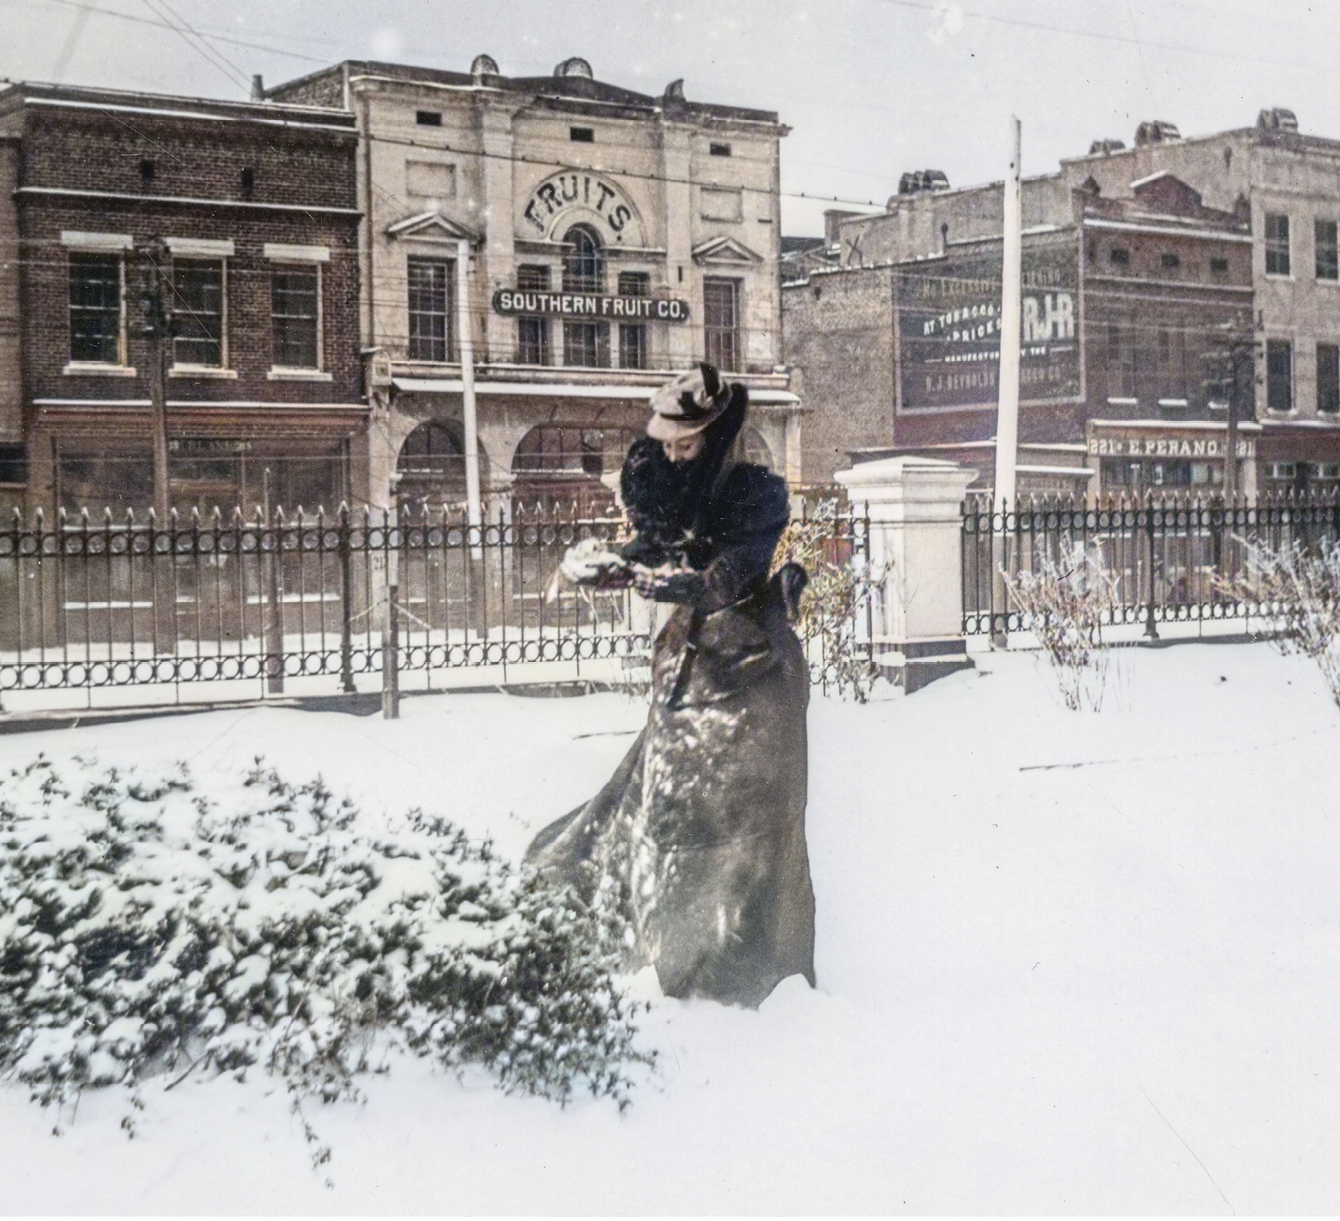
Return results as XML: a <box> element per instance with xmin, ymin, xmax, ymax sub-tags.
<box><xmin>1</xmin><ymin>639</ymin><xmax>1339</xmax><ymax>1213</ymax></box>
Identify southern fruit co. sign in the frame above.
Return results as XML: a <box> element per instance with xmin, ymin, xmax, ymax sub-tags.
<box><xmin>493</xmin><ymin>289</ymin><xmax>691</xmax><ymax>322</ymax></box>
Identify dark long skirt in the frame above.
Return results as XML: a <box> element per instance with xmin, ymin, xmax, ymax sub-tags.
<box><xmin>525</xmin><ymin>581</ymin><xmax>815</xmax><ymax>1007</ymax></box>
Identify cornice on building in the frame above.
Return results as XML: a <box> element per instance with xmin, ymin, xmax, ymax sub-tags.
<box><xmin>271</xmin><ymin>60</ymin><xmax>784</xmax><ymax>132</ymax></box>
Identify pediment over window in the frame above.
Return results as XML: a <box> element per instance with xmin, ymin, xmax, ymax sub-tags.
<box><xmin>692</xmin><ymin>235</ymin><xmax>763</xmax><ymax>265</ymax></box>
<box><xmin>386</xmin><ymin>211</ymin><xmax>480</xmax><ymax>245</ymax></box>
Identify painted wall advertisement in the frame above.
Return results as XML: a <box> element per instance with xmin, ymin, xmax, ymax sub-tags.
<box><xmin>897</xmin><ymin>235</ymin><xmax>1081</xmax><ymax>410</ymax></box>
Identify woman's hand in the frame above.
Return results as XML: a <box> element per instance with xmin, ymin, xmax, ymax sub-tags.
<box><xmin>630</xmin><ymin>563</ymin><xmax>705</xmax><ymax>603</ymax></box>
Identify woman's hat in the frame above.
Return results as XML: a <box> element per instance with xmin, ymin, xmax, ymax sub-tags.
<box><xmin>646</xmin><ymin>362</ymin><xmax>731</xmax><ymax>441</ymax></box>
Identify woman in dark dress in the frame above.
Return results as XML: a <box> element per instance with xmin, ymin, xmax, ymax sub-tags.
<box><xmin>525</xmin><ymin>364</ymin><xmax>815</xmax><ymax>1008</ymax></box>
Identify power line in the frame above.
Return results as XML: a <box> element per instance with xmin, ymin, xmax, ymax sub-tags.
<box><xmin>867</xmin><ymin>0</ymin><xmax>1338</xmax><ymax>77</ymax></box>
<box><xmin>138</xmin><ymin>0</ymin><xmax>251</xmax><ymax>92</ymax></box>
<box><xmin>0</xmin><ymin>0</ymin><xmax>332</xmax><ymax>64</ymax></box>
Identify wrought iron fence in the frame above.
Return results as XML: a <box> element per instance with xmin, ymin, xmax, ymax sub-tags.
<box><xmin>0</xmin><ymin>499</ymin><xmax>871</xmax><ymax>700</ymax></box>
<box><xmin>962</xmin><ymin>493</ymin><xmax>1340</xmax><ymax>636</ymax></box>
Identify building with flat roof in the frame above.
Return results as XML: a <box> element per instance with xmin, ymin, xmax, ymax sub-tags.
<box><xmin>785</xmin><ymin>170</ymin><xmax>1253</xmax><ymax>497</ymax></box>
<box><xmin>0</xmin><ymin>81</ymin><xmax>364</xmax><ymax>516</ymax></box>
<box><xmin>268</xmin><ymin>55</ymin><xmax>798</xmax><ymax>512</ymax></box>
<box><xmin>787</xmin><ymin>108</ymin><xmax>1340</xmax><ymax>498</ymax></box>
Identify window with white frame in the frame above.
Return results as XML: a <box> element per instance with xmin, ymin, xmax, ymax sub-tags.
<box><xmin>68</xmin><ymin>253</ymin><xmax>124</xmax><ymax>365</ymax></box>
<box><xmin>703</xmin><ymin>277</ymin><xmax>740</xmax><ymax>371</ymax></box>
<box><xmin>407</xmin><ymin>257</ymin><xmax>454</xmax><ymax>362</ymax></box>
<box><xmin>271</xmin><ymin>266</ymin><xmax>320</xmax><ymax>369</ymax></box>
<box><xmin>171</xmin><ymin>260</ymin><xmax>226</xmax><ymax>368</ymax></box>
<box><xmin>1265</xmin><ymin>213</ymin><xmax>1291</xmax><ymax>276</ymax></box>
<box><xmin>264</xmin><ymin>243</ymin><xmax>328</xmax><ymax>374</ymax></box>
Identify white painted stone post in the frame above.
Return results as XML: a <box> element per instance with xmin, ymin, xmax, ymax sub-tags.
<box><xmin>835</xmin><ymin>456</ymin><xmax>979</xmax><ymax>692</ymax></box>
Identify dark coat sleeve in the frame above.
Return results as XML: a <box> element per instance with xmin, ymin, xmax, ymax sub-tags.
<box><xmin>649</xmin><ymin>465</ymin><xmax>790</xmax><ymax>612</ymax></box>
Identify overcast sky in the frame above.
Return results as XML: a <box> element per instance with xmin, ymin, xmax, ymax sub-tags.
<box><xmin>2</xmin><ymin>0</ymin><xmax>1335</xmax><ymax>233</ymax></box>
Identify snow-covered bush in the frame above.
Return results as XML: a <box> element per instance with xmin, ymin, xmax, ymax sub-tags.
<box><xmin>0</xmin><ymin>756</ymin><xmax>647</xmax><ymax>1124</ymax></box>
<box><xmin>1005</xmin><ymin>540</ymin><xmax>1120</xmax><ymax>711</ymax></box>
<box><xmin>774</xmin><ymin>500</ymin><xmax>884</xmax><ymax>702</ymax></box>
<box><xmin>1222</xmin><ymin>536</ymin><xmax>1340</xmax><ymax>706</ymax></box>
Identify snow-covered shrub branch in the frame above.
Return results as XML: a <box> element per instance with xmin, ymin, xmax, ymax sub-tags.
<box><xmin>1005</xmin><ymin>539</ymin><xmax>1120</xmax><ymax>711</ymax></box>
<box><xmin>0</xmin><ymin>756</ymin><xmax>648</xmax><ymax>1122</ymax></box>
<box><xmin>1221</xmin><ymin>536</ymin><xmax>1340</xmax><ymax>706</ymax></box>
<box><xmin>774</xmin><ymin>500</ymin><xmax>884</xmax><ymax>702</ymax></box>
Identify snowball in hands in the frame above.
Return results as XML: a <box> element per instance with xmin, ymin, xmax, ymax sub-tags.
<box><xmin>560</xmin><ymin>537</ymin><xmax>631</xmax><ymax>587</ymax></box>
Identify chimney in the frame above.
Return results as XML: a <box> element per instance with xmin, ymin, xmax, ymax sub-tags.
<box><xmin>250</xmin><ymin>74</ymin><xmax>264</xmax><ymax>102</ymax></box>
<box><xmin>823</xmin><ymin>209</ymin><xmax>858</xmax><ymax>250</ymax></box>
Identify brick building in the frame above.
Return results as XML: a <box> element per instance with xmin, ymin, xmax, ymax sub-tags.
<box><xmin>0</xmin><ymin>81</ymin><xmax>364</xmax><ymax>516</ymax></box>
<box><xmin>785</xmin><ymin>171</ymin><xmax>1253</xmax><ymax>496</ymax></box>
<box><xmin>267</xmin><ymin>55</ymin><xmax>797</xmax><ymax>511</ymax></box>
<box><xmin>787</xmin><ymin>108</ymin><xmax>1340</xmax><ymax>497</ymax></box>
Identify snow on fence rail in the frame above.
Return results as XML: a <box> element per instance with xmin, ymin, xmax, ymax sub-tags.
<box><xmin>0</xmin><ymin>500</ymin><xmax>870</xmax><ymax>701</ymax></box>
<box><xmin>962</xmin><ymin>492</ymin><xmax>1340</xmax><ymax>636</ymax></box>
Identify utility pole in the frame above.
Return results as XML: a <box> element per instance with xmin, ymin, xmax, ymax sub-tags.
<box><xmin>992</xmin><ymin>117</ymin><xmax>1023</xmax><ymax>647</ymax></box>
<box><xmin>137</xmin><ymin>239</ymin><xmax>172</xmax><ymax>521</ymax></box>
<box><xmin>456</xmin><ymin>238</ymin><xmax>482</xmax><ymax>535</ymax></box>
<box><xmin>994</xmin><ymin>116</ymin><xmax>1023</xmax><ymax>514</ymax></box>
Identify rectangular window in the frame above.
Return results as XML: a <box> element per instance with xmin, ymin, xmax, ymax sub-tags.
<box><xmin>563</xmin><ymin>321</ymin><xmax>608</xmax><ymax>368</ymax></box>
<box><xmin>1267</xmin><ymin>339</ymin><xmax>1294</xmax><ymax>411</ymax></box>
<box><xmin>569</xmin><ymin>126</ymin><xmax>594</xmax><ymax>142</ymax></box>
<box><xmin>68</xmin><ymin>253</ymin><xmax>123</xmax><ymax>364</ymax></box>
<box><xmin>703</xmin><ymin>277</ymin><xmax>740</xmax><ymax>372</ymax></box>
<box><xmin>271</xmin><ymin>265</ymin><xmax>320</xmax><ymax>369</ymax></box>
<box><xmin>1210</xmin><ymin>256</ymin><xmax>1230</xmax><ymax>274</ymax></box>
<box><xmin>1105</xmin><ymin>320</ymin><xmax>1136</xmax><ymax>398</ymax></box>
<box><xmin>1109</xmin><ymin>247</ymin><xmax>1130</xmax><ymax>267</ymax></box>
<box><xmin>171</xmin><ymin>259</ymin><xmax>224</xmax><ymax>367</ymax></box>
<box><xmin>415</xmin><ymin>110</ymin><xmax>441</xmax><ymax>126</ymax></box>
<box><xmin>407</xmin><ymin>257</ymin><xmax>453</xmax><ymax>361</ymax></box>
<box><xmin>1319</xmin><ymin>343</ymin><xmax>1340</xmax><ymax>412</ymax></box>
<box><xmin>1317</xmin><ymin>219</ymin><xmax>1339</xmax><ymax>281</ymax></box>
<box><xmin>1265</xmin><ymin>213</ymin><xmax>1291</xmax><ymax>275</ymax></box>
<box><xmin>1160</xmin><ymin>252</ymin><xmax>1180</xmax><ymax>269</ymax></box>
<box><xmin>515</xmin><ymin>264</ymin><xmax>549</xmax><ymax>365</ymax></box>
<box><xmin>617</xmin><ymin>271</ymin><xmax>649</xmax><ymax>370</ymax></box>
<box><xmin>517</xmin><ymin>318</ymin><xmax>549</xmax><ymax>366</ymax></box>
<box><xmin>709</xmin><ymin>142</ymin><xmax>732</xmax><ymax>157</ymax></box>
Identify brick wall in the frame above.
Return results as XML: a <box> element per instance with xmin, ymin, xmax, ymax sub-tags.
<box><xmin>22</xmin><ymin>202</ymin><xmax>361</xmax><ymax>406</ymax></box>
<box><xmin>0</xmin><ymin>139</ymin><xmax>19</xmax><ymax>441</ymax></box>
<box><xmin>22</xmin><ymin>109</ymin><xmax>356</xmax><ymax>211</ymax></box>
<box><xmin>782</xmin><ymin>265</ymin><xmax>895</xmax><ymax>483</ymax></box>
<box><xmin>18</xmin><ymin>107</ymin><xmax>361</xmax><ymax>408</ymax></box>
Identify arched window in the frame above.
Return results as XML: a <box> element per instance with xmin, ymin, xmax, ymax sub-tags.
<box><xmin>398</xmin><ymin>420</ymin><xmax>465</xmax><ymax>477</ymax></box>
<box><xmin>562</xmin><ymin>224</ymin><xmax>605</xmax><ymax>294</ymax></box>
<box><xmin>562</xmin><ymin>225</ymin><xmax>609</xmax><ymax>366</ymax></box>
<box><xmin>511</xmin><ymin>423</ymin><xmax>637</xmax><ymax>510</ymax></box>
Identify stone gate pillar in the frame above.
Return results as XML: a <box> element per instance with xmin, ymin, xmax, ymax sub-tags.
<box><xmin>835</xmin><ymin>456</ymin><xmax>978</xmax><ymax>693</ymax></box>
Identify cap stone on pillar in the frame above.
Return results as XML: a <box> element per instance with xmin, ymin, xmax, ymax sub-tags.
<box><xmin>835</xmin><ymin>456</ymin><xmax>979</xmax><ymax>692</ymax></box>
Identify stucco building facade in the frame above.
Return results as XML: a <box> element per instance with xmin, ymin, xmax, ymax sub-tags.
<box><xmin>269</xmin><ymin>55</ymin><xmax>797</xmax><ymax>512</ymax></box>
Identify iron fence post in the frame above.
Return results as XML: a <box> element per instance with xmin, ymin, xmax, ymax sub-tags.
<box><xmin>338</xmin><ymin>504</ymin><xmax>355</xmax><ymax>693</ymax></box>
<box><xmin>263</xmin><ymin>472</ymin><xmax>284</xmax><ymax>695</ymax></box>
<box><xmin>1144</xmin><ymin>496</ymin><xmax>1160</xmax><ymax>640</ymax></box>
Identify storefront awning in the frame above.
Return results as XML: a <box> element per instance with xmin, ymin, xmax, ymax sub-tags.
<box><xmin>391</xmin><ymin>377</ymin><xmax>799</xmax><ymax>406</ymax></box>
